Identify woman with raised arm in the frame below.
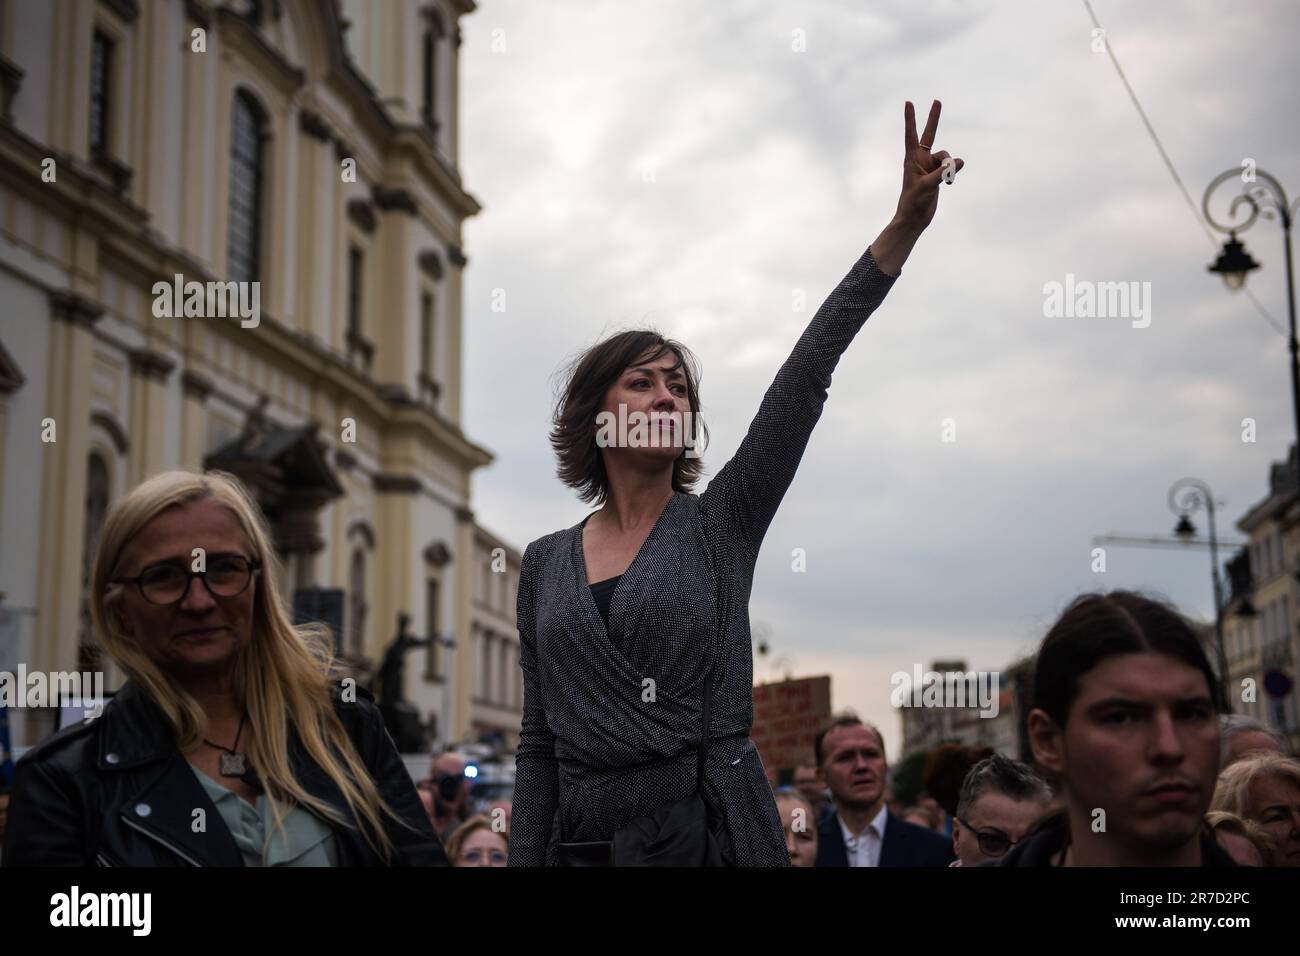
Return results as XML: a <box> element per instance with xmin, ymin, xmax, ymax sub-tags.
<box><xmin>510</xmin><ymin>101</ymin><xmax>963</xmax><ymax>866</ymax></box>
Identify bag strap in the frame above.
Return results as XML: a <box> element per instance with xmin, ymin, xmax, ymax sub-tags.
<box><xmin>696</xmin><ymin>558</ymin><xmax>730</xmax><ymax>799</ymax></box>
<box><xmin>695</xmin><ymin>666</ymin><xmax>714</xmax><ymax>797</ymax></box>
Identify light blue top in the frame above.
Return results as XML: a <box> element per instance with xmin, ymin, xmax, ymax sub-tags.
<box><xmin>189</xmin><ymin>763</ymin><xmax>339</xmax><ymax>867</ymax></box>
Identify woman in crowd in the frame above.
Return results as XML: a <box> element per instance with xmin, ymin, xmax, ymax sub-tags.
<box><xmin>3</xmin><ymin>470</ymin><xmax>445</xmax><ymax>866</ymax></box>
<box><xmin>1211</xmin><ymin>751</ymin><xmax>1300</xmax><ymax>866</ymax></box>
<box><xmin>509</xmin><ymin>100</ymin><xmax>963</xmax><ymax>867</ymax></box>
<box><xmin>774</xmin><ymin>788</ymin><xmax>819</xmax><ymax>867</ymax></box>
<box><xmin>447</xmin><ymin>814</ymin><xmax>509</xmax><ymax>867</ymax></box>
<box><xmin>1204</xmin><ymin>810</ymin><xmax>1279</xmax><ymax>866</ymax></box>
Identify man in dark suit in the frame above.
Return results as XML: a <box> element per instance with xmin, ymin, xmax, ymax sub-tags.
<box><xmin>813</xmin><ymin>716</ymin><xmax>953</xmax><ymax>867</ymax></box>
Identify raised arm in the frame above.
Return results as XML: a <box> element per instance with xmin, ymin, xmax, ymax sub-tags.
<box><xmin>506</xmin><ymin>543</ymin><xmax>560</xmax><ymax>867</ymax></box>
<box><xmin>701</xmin><ymin>100</ymin><xmax>962</xmax><ymax>555</ymax></box>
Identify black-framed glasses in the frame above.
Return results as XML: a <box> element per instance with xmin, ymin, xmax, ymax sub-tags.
<box><xmin>956</xmin><ymin>817</ymin><xmax>1017</xmax><ymax>858</ymax></box>
<box><xmin>114</xmin><ymin>555</ymin><xmax>260</xmax><ymax>606</ymax></box>
<box><xmin>459</xmin><ymin>847</ymin><xmax>508</xmax><ymax>866</ymax></box>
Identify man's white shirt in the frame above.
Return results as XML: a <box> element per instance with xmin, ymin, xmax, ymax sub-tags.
<box><xmin>838</xmin><ymin>804</ymin><xmax>888</xmax><ymax>867</ymax></box>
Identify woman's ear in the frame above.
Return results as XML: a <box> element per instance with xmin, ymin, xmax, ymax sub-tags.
<box><xmin>1027</xmin><ymin>708</ymin><xmax>1064</xmax><ymax>776</ymax></box>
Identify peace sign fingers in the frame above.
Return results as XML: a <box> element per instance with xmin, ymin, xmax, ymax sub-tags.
<box><xmin>918</xmin><ymin>99</ymin><xmax>941</xmax><ymax>150</ymax></box>
<box><xmin>893</xmin><ymin>98</ymin><xmax>963</xmax><ymax>233</ymax></box>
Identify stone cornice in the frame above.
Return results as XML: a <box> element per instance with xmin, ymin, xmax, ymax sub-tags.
<box><xmin>217</xmin><ymin>7</ymin><xmax>305</xmax><ymax>96</ymax></box>
<box><xmin>100</xmin><ymin>0</ymin><xmax>140</xmax><ymax>24</ymax></box>
<box><xmin>180</xmin><ymin>369</ymin><xmax>215</xmax><ymax>401</ymax></box>
<box><xmin>48</xmin><ymin>290</ymin><xmax>106</xmax><ymax>329</ymax></box>
<box><xmin>423</xmin><ymin>540</ymin><xmax>452</xmax><ymax>567</ymax></box>
<box><xmin>372</xmin><ymin>473</ymin><xmax>422</xmax><ymax>494</ymax></box>
<box><xmin>347</xmin><ymin>198</ymin><xmax>377</xmax><ymax>234</ymax></box>
<box><xmin>128</xmin><ymin>347</ymin><xmax>176</xmax><ymax>383</ymax></box>
<box><xmin>184</xmin><ymin>0</ymin><xmax>212</xmax><ymax>29</ymax></box>
<box><xmin>373</xmin><ymin>186</ymin><xmax>418</xmax><ymax>216</ymax></box>
<box><xmin>4</xmin><ymin>126</ymin><xmax>492</xmax><ymax>477</ymax></box>
<box><xmin>0</xmin><ymin>125</ymin><xmax>150</xmax><ymax>233</ymax></box>
<box><xmin>0</xmin><ymin>54</ymin><xmax>23</xmax><ymax>124</ymax></box>
<box><xmin>0</xmin><ymin>337</ymin><xmax>25</xmax><ymax>393</ymax></box>
<box><xmin>418</xmin><ymin>250</ymin><xmax>444</xmax><ymax>281</ymax></box>
<box><xmin>389</xmin><ymin>125</ymin><xmax>482</xmax><ymax>220</ymax></box>
<box><xmin>91</xmin><ymin>148</ymin><xmax>133</xmax><ymax>194</ymax></box>
<box><xmin>421</xmin><ymin>5</ymin><xmax>447</xmax><ymax>37</ymax></box>
<box><xmin>299</xmin><ymin>108</ymin><xmax>333</xmax><ymax>142</ymax></box>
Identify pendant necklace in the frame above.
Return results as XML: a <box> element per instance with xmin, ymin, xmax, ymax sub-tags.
<box><xmin>203</xmin><ymin>711</ymin><xmax>249</xmax><ymax>777</ymax></box>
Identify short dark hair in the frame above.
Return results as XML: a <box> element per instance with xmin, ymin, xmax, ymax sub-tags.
<box><xmin>1032</xmin><ymin>590</ymin><xmax>1221</xmax><ymax>727</ymax></box>
<box><xmin>923</xmin><ymin>744</ymin><xmax>995</xmax><ymax>818</ymax></box>
<box><xmin>814</xmin><ymin>714</ymin><xmax>884</xmax><ymax>767</ymax></box>
<box><xmin>955</xmin><ymin>754</ymin><xmax>1052</xmax><ymax>820</ymax></box>
<box><xmin>549</xmin><ymin>330</ymin><xmax>710</xmax><ymax>505</ymax></box>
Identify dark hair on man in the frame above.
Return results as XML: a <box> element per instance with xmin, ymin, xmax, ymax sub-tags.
<box><xmin>813</xmin><ymin>713</ymin><xmax>885</xmax><ymax>767</ymax></box>
<box><xmin>955</xmin><ymin>754</ymin><xmax>1053</xmax><ymax>820</ymax></box>
<box><xmin>1032</xmin><ymin>590</ymin><xmax>1221</xmax><ymax>727</ymax></box>
<box><xmin>924</xmin><ymin>743</ymin><xmax>995</xmax><ymax>818</ymax></box>
<box><xmin>549</xmin><ymin>330</ymin><xmax>710</xmax><ymax>505</ymax></box>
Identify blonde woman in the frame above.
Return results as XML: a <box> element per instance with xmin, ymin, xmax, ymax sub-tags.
<box><xmin>1210</xmin><ymin>752</ymin><xmax>1300</xmax><ymax>867</ymax></box>
<box><xmin>2</xmin><ymin>470</ymin><xmax>446</xmax><ymax>866</ymax></box>
<box><xmin>1204</xmin><ymin>810</ymin><xmax>1279</xmax><ymax>866</ymax></box>
<box><xmin>773</xmin><ymin>789</ymin><xmax>818</xmax><ymax>868</ymax></box>
<box><xmin>446</xmin><ymin>814</ymin><xmax>509</xmax><ymax>867</ymax></box>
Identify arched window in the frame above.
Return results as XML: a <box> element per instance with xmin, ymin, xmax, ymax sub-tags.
<box><xmin>348</xmin><ymin>546</ymin><xmax>368</xmax><ymax>658</ymax></box>
<box><xmin>78</xmin><ymin>452</ymin><xmax>111</xmax><ymax>671</ymax></box>
<box><xmin>227</xmin><ymin>90</ymin><xmax>267</xmax><ymax>284</ymax></box>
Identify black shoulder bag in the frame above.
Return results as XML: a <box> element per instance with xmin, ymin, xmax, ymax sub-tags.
<box><xmin>610</xmin><ymin>668</ymin><xmax>734</xmax><ymax>866</ymax></box>
<box><xmin>556</xmin><ymin>668</ymin><xmax>735</xmax><ymax>867</ymax></box>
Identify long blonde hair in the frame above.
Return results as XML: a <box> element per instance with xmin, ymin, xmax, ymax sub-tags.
<box><xmin>91</xmin><ymin>469</ymin><xmax>403</xmax><ymax>860</ymax></box>
<box><xmin>1211</xmin><ymin>752</ymin><xmax>1300</xmax><ymax>821</ymax></box>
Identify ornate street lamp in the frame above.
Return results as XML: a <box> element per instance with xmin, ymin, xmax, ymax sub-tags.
<box><xmin>1202</xmin><ymin>168</ymin><xmax>1300</xmax><ymax>454</ymax></box>
<box><xmin>1169</xmin><ymin>477</ymin><xmax>1231</xmax><ymax>712</ymax></box>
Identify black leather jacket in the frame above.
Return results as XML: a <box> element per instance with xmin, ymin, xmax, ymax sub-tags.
<box><xmin>1</xmin><ymin>680</ymin><xmax>448</xmax><ymax>866</ymax></box>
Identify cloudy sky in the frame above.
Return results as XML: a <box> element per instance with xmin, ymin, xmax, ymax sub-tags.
<box><xmin>456</xmin><ymin>0</ymin><xmax>1300</xmax><ymax>755</ymax></box>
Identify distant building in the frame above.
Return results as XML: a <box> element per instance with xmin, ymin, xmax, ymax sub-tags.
<box><xmin>897</xmin><ymin>658</ymin><xmax>1025</xmax><ymax>761</ymax></box>
<box><xmin>464</xmin><ymin>524</ymin><xmax>522</xmax><ymax>752</ymax></box>
<box><xmin>1222</xmin><ymin>446</ymin><xmax>1300</xmax><ymax>751</ymax></box>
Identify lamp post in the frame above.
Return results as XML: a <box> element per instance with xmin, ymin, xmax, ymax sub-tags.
<box><xmin>1168</xmin><ymin>478</ymin><xmax>1231</xmax><ymax>712</ymax></box>
<box><xmin>1202</xmin><ymin>168</ymin><xmax>1300</xmax><ymax>456</ymax></box>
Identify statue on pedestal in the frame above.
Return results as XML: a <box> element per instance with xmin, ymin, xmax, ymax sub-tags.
<box><xmin>375</xmin><ymin>612</ymin><xmax>433</xmax><ymax>753</ymax></box>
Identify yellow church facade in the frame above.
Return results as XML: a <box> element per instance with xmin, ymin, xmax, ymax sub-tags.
<box><xmin>0</xmin><ymin>0</ymin><xmax>522</xmax><ymax>753</ymax></box>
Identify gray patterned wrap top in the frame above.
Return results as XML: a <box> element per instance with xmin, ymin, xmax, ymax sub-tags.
<box><xmin>510</xmin><ymin>245</ymin><xmax>898</xmax><ymax>866</ymax></box>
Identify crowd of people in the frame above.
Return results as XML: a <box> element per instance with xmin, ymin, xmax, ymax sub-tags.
<box><xmin>769</xmin><ymin>712</ymin><xmax>1296</xmax><ymax>868</ymax></box>
<box><xmin>414</xmin><ymin>591</ymin><xmax>1300</xmax><ymax>869</ymax></box>
<box><xmin>764</xmin><ymin>592</ymin><xmax>1300</xmax><ymax>868</ymax></box>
